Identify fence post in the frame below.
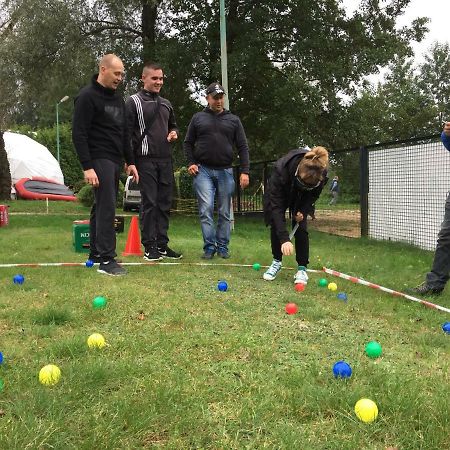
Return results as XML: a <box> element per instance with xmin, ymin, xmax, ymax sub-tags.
<box><xmin>359</xmin><ymin>146</ymin><xmax>369</xmax><ymax>237</ymax></box>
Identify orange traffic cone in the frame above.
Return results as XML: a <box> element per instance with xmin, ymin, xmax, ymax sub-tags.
<box><xmin>122</xmin><ymin>216</ymin><xmax>143</xmax><ymax>256</ymax></box>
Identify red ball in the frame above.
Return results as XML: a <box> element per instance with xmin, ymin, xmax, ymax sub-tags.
<box><xmin>294</xmin><ymin>283</ymin><xmax>305</xmax><ymax>292</ymax></box>
<box><xmin>285</xmin><ymin>303</ymin><xmax>298</xmax><ymax>315</ymax></box>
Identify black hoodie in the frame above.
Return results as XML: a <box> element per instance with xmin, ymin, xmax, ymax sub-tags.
<box><xmin>264</xmin><ymin>148</ymin><xmax>328</xmax><ymax>243</ymax></box>
<box><xmin>183</xmin><ymin>107</ymin><xmax>250</xmax><ymax>173</ymax></box>
<box><xmin>72</xmin><ymin>75</ymin><xmax>134</xmax><ymax>170</ymax></box>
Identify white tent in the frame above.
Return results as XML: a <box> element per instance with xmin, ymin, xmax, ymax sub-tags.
<box><xmin>4</xmin><ymin>131</ymin><xmax>64</xmax><ymax>185</ymax></box>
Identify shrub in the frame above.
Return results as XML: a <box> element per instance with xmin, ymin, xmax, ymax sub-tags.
<box><xmin>76</xmin><ymin>181</ymin><xmax>125</xmax><ymax>208</ymax></box>
<box><xmin>175</xmin><ymin>166</ymin><xmax>194</xmax><ymax>199</ymax></box>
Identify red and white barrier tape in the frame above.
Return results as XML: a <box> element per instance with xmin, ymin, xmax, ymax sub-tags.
<box><xmin>0</xmin><ymin>261</ymin><xmax>321</xmax><ymax>272</ymax></box>
<box><xmin>323</xmin><ymin>267</ymin><xmax>450</xmax><ymax>314</ymax></box>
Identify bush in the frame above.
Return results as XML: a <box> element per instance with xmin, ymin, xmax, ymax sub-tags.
<box><xmin>76</xmin><ymin>181</ymin><xmax>125</xmax><ymax>208</ymax></box>
<box><xmin>77</xmin><ymin>184</ymin><xmax>94</xmax><ymax>207</ymax></box>
<box><xmin>175</xmin><ymin>166</ymin><xmax>194</xmax><ymax>199</ymax></box>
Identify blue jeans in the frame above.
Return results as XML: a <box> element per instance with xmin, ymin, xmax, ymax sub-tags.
<box><xmin>193</xmin><ymin>166</ymin><xmax>235</xmax><ymax>254</ymax></box>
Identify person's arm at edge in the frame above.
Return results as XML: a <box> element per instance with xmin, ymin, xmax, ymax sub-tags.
<box><xmin>72</xmin><ymin>93</ymin><xmax>95</xmax><ymax>171</ymax></box>
<box><xmin>441</xmin><ymin>122</ymin><xmax>450</xmax><ymax>150</ymax></box>
<box><xmin>183</xmin><ymin>116</ymin><xmax>198</xmax><ymax>175</ymax></box>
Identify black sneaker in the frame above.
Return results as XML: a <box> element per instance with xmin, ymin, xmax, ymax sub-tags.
<box><xmin>217</xmin><ymin>251</ymin><xmax>230</xmax><ymax>259</ymax></box>
<box><xmin>97</xmin><ymin>259</ymin><xmax>127</xmax><ymax>276</ymax></box>
<box><xmin>408</xmin><ymin>282</ymin><xmax>443</xmax><ymax>296</ymax></box>
<box><xmin>201</xmin><ymin>251</ymin><xmax>215</xmax><ymax>260</ymax></box>
<box><xmin>158</xmin><ymin>246</ymin><xmax>183</xmax><ymax>259</ymax></box>
<box><xmin>144</xmin><ymin>249</ymin><xmax>162</xmax><ymax>262</ymax></box>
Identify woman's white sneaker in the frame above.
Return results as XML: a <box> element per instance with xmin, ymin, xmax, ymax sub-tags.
<box><xmin>263</xmin><ymin>260</ymin><xmax>282</xmax><ymax>281</ymax></box>
<box><xmin>294</xmin><ymin>266</ymin><xmax>308</xmax><ymax>284</ymax></box>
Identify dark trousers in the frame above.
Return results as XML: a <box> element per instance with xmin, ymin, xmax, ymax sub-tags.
<box><xmin>426</xmin><ymin>192</ymin><xmax>450</xmax><ymax>288</ymax></box>
<box><xmin>136</xmin><ymin>158</ymin><xmax>173</xmax><ymax>251</ymax></box>
<box><xmin>89</xmin><ymin>159</ymin><xmax>120</xmax><ymax>260</ymax></box>
<box><xmin>270</xmin><ymin>219</ymin><xmax>309</xmax><ymax>267</ymax></box>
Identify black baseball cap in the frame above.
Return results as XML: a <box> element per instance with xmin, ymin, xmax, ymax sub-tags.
<box><xmin>206</xmin><ymin>82</ymin><xmax>225</xmax><ymax>96</ymax></box>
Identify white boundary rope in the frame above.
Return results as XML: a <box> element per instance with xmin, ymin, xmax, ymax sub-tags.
<box><xmin>0</xmin><ymin>261</ymin><xmax>321</xmax><ymax>272</ymax></box>
<box><xmin>323</xmin><ymin>266</ymin><xmax>450</xmax><ymax>314</ymax></box>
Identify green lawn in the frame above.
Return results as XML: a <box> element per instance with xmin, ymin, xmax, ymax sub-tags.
<box><xmin>0</xmin><ymin>201</ymin><xmax>448</xmax><ymax>449</ymax></box>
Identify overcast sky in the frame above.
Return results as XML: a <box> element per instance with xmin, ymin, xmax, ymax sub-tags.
<box><xmin>343</xmin><ymin>0</ymin><xmax>449</xmax><ymax>63</ymax></box>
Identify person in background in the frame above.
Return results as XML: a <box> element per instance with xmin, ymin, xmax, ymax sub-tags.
<box><xmin>410</xmin><ymin>121</ymin><xmax>450</xmax><ymax>295</ymax></box>
<box><xmin>126</xmin><ymin>62</ymin><xmax>182</xmax><ymax>262</ymax></box>
<box><xmin>184</xmin><ymin>82</ymin><xmax>250</xmax><ymax>259</ymax></box>
<box><xmin>72</xmin><ymin>54</ymin><xmax>138</xmax><ymax>276</ymax></box>
<box><xmin>262</xmin><ymin>146</ymin><xmax>329</xmax><ymax>284</ymax></box>
<box><xmin>329</xmin><ymin>175</ymin><xmax>339</xmax><ymax>205</ymax></box>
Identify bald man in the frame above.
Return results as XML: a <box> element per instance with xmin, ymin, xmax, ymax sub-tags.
<box><xmin>73</xmin><ymin>54</ymin><xmax>139</xmax><ymax>276</ymax></box>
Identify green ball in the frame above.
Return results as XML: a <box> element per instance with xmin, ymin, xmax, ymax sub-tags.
<box><xmin>92</xmin><ymin>296</ymin><xmax>107</xmax><ymax>309</ymax></box>
<box><xmin>318</xmin><ymin>278</ymin><xmax>328</xmax><ymax>287</ymax></box>
<box><xmin>365</xmin><ymin>341</ymin><xmax>382</xmax><ymax>358</ymax></box>
<box><xmin>252</xmin><ymin>263</ymin><xmax>261</xmax><ymax>271</ymax></box>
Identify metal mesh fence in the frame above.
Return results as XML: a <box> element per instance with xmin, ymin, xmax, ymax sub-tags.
<box><xmin>368</xmin><ymin>136</ymin><xmax>446</xmax><ymax>250</ymax></box>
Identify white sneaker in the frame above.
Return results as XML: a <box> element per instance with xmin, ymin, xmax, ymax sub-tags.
<box><xmin>263</xmin><ymin>260</ymin><xmax>282</xmax><ymax>281</ymax></box>
<box><xmin>294</xmin><ymin>267</ymin><xmax>308</xmax><ymax>285</ymax></box>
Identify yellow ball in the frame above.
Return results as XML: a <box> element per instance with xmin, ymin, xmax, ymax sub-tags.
<box><xmin>328</xmin><ymin>282</ymin><xmax>338</xmax><ymax>291</ymax></box>
<box><xmin>355</xmin><ymin>398</ymin><xmax>378</xmax><ymax>423</ymax></box>
<box><xmin>87</xmin><ymin>333</ymin><xmax>106</xmax><ymax>349</ymax></box>
<box><xmin>39</xmin><ymin>364</ymin><xmax>61</xmax><ymax>386</ymax></box>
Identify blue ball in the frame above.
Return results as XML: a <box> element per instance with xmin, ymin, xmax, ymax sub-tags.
<box><xmin>0</xmin><ymin>352</ymin><xmax>3</xmax><ymax>364</ymax></box>
<box><xmin>337</xmin><ymin>292</ymin><xmax>348</xmax><ymax>301</ymax></box>
<box><xmin>85</xmin><ymin>259</ymin><xmax>94</xmax><ymax>268</ymax></box>
<box><xmin>442</xmin><ymin>322</ymin><xmax>450</xmax><ymax>334</ymax></box>
<box><xmin>13</xmin><ymin>274</ymin><xmax>24</xmax><ymax>285</ymax></box>
<box><xmin>333</xmin><ymin>360</ymin><xmax>352</xmax><ymax>378</ymax></box>
<box><xmin>217</xmin><ymin>280</ymin><xmax>228</xmax><ymax>292</ymax></box>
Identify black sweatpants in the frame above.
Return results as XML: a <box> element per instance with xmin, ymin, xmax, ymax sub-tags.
<box><xmin>89</xmin><ymin>158</ymin><xmax>120</xmax><ymax>261</ymax></box>
<box><xmin>270</xmin><ymin>219</ymin><xmax>309</xmax><ymax>267</ymax></box>
<box><xmin>136</xmin><ymin>158</ymin><xmax>173</xmax><ymax>251</ymax></box>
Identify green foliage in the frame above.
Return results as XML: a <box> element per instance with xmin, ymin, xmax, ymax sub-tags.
<box><xmin>0</xmin><ymin>131</ymin><xmax>11</xmax><ymax>200</ymax></box>
<box><xmin>76</xmin><ymin>184</ymin><xmax>94</xmax><ymax>207</ymax></box>
<box><xmin>175</xmin><ymin>166</ymin><xmax>194</xmax><ymax>199</ymax></box>
<box><xmin>0</xmin><ymin>0</ymin><xmax>431</xmax><ymax>159</ymax></box>
<box><xmin>77</xmin><ymin>181</ymin><xmax>124</xmax><ymax>208</ymax></box>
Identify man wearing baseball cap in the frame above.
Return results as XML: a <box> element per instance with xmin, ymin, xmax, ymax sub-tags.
<box><xmin>184</xmin><ymin>82</ymin><xmax>250</xmax><ymax>259</ymax></box>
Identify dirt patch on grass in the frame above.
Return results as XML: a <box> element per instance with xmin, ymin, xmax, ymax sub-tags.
<box><xmin>310</xmin><ymin>209</ymin><xmax>360</xmax><ymax>238</ymax></box>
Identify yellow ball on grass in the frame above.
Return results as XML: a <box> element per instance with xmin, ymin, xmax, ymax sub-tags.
<box><xmin>87</xmin><ymin>333</ymin><xmax>106</xmax><ymax>349</ymax></box>
<box><xmin>355</xmin><ymin>398</ymin><xmax>378</xmax><ymax>423</ymax></box>
<box><xmin>39</xmin><ymin>364</ymin><xmax>61</xmax><ymax>386</ymax></box>
<box><xmin>328</xmin><ymin>282</ymin><xmax>338</xmax><ymax>291</ymax></box>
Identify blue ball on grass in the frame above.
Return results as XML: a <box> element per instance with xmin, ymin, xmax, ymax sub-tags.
<box><xmin>333</xmin><ymin>360</ymin><xmax>352</xmax><ymax>378</ymax></box>
<box><xmin>442</xmin><ymin>322</ymin><xmax>450</xmax><ymax>334</ymax></box>
<box><xmin>217</xmin><ymin>281</ymin><xmax>228</xmax><ymax>292</ymax></box>
<box><xmin>85</xmin><ymin>259</ymin><xmax>94</xmax><ymax>268</ymax></box>
<box><xmin>13</xmin><ymin>274</ymin><xmax>24</xmax><ymax>285</ymax></box>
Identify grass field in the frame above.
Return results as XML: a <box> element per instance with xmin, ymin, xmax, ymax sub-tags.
<box><xmin>0</xmin><ymin>201</ymin><xmax>449</xmax><ymax>449</ymax></box>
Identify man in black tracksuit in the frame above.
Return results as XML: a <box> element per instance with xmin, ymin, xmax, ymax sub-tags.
<box><xmin>72</xmin><ymin>54</ymin><xmax>138</xmax><ymax>276</ymax></box>
<box><xmin>126</xmin><ymin>62</ymin><xmax>181</xmax><ymax>261</ymax></box>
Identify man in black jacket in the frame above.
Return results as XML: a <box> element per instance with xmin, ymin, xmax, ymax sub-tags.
<box><xmin>184</xmin><ymin>83</ymin><xmax>250</xmax><ymax>259</ymax></box>
<box><xmin>126</xmin><ymin>62</ymin><xmax>181</xmax><ymax>261</ymax></box>
<box><xmin>72</xmin><ymin>54</ymin><xmax>138</xmax><ymax>276</ymax></box>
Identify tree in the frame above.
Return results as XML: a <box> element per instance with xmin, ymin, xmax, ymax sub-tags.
<box><xmin>0</xmin><ymin>131</ymin><xmax>12</xmax><ymax>200</ymax></box>
<box><xmin>0</xmin><ymin>0</ymin><xmax>429</xmax><ymax>162</ymax></box>
<box><xmin>418</xmin><ymin>42</ymin><xmax>450</xmax><ymax>126</ymax></box>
